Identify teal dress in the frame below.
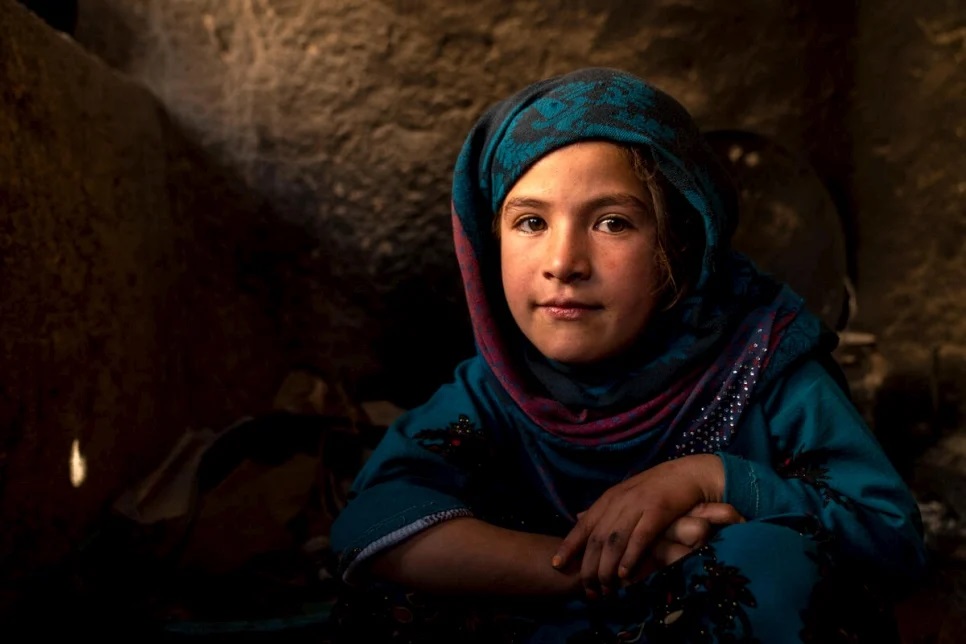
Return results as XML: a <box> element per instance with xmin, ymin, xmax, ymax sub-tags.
<box><xmin>329</xmin><ymin>358</ymin><xmax>923</xmax><ymax>642</ymax></box>
<box><xmin>327</xmin><ymin>68</ymin><xmax>925</xmax><ymax>642</ymax></box>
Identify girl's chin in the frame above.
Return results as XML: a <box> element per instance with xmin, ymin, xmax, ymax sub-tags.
<box><xmin>534</xmin><ymin>344</ymin><xmax>613</xmax><ymax>365</ymax></box>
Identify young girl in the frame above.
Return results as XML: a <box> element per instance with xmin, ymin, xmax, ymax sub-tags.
<box><xmin>327</xmin><ymin>67</ymin><xmax>925</xmax><ymax>642</ymax></box>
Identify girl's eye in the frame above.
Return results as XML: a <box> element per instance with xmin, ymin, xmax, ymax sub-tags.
<box><xmin>515</xmin><ymin>216</ymin><xmax>547</xmax><ymax>233</ymax></box>
<box><xmin>596</xmin><ymin>216</ymin><xmax>632</xmax><ymax>233</ymax></box>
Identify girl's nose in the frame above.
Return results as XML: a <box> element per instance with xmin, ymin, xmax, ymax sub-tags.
<box><xmin>543</xmin><ymin>229</ymin><xmax>591</xmax><ymax>283</ymax></box>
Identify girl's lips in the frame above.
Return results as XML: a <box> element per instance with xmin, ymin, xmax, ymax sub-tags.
<box><xmin>539</xmin><ymin>303</ymin><xmax>602</xmax><ymax>320</ymax></box>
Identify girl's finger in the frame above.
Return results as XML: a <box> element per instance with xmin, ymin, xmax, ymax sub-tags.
<box><xmin>553</xmin><ymin>515</ymin><xmax>592</xmax><ymax>570</ymax></box>
<box><xmin>596</xmin><ymin>516</ymin><xmax>635</xmax><ymax>595</ymax></box>
<box><xmin>649</xmin><ymin>539</ymin><xmax>693</xmax><ymax>568</ymax></box>
<box><xmin>579</xmin><ymin>530</ymin><xmax>605</xmax><ymax>599</ymax></box>
<box><xmin>687</xmin><ymin>502</ymin><xmax>745</xmax><ymax>525</ymax></box>
<box><xmin>663</xmin><ymin>516</ymin><xmax>711</xmax><ymax>548</ymax></box>
<box><xmin>616</xmin><ymin>515</ymin><xmax>666</xmax><ymax>581</ymax></box>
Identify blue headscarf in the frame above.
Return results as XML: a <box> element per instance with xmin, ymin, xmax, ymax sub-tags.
<box><xmin>450</xmin><ymin>67</ymin><xmax>833</xmax><ymax>448</ymax></box>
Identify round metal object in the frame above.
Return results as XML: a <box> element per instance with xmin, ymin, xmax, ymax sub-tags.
<box><xmin>705</xmin><ymin>129</ymin><xmax>850</xmax><ymax>330</ymax></box>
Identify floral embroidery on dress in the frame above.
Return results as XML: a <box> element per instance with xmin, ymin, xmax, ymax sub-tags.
<box><xmin>570</xmin><ymin>544</ymin><xmax>761</xmax><ymax>644</ymax></box>
<box><xmin>774</xmin><ymin>448</ymin><xmax>855</xmax><ymax>510</ymax></box>
<box><xmin>415</xmin><ymin>414</ymin><xmax>492</xmax><ymax>471</ymax></box>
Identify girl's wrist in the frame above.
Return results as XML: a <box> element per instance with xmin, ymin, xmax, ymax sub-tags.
<box><xmin>703</xmin><ymin>454</ymin><xmax>726</xmax><ymax>503</ymax></box>
<box><xmin>683</xmin><ymin>453</ymin><xmax>725</xmax><ymax>503</ymax></box>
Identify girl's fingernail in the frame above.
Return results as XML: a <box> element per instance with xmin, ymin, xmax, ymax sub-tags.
<box><xmin>551</xmin><ymin>555</ymin><xmax>562</xmax><ymax>568</ymax></box>
<box><xmin>618</xmin><ymin>566</ymin><xmax>629</xmax><ymax>578</ymax></box>
<box><xmin>585</xmin><ymin>589</ymin><xmax>598</xmax><ymax>601</ymax></box>
<box><xmin>601</xmin><ymin>585</ymin><xmax>611</xmax><ymax>596</ymax></box>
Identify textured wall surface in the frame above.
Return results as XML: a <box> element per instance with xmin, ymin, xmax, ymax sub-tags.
<box><xmin>75</xmin><ymin>0</ymin><xmax>966</xmax><ymax>361</ymax></box>
<box><xmin>69</xmin><ymin>0</ymin><xmax>961</xmax><ymax>417</ymax></box>
<box><xmin>0</xmin><ymin>0</ymin><xmax>322</xmax><ymax>605</ymax></box>
<box><xmin>72</xmin><ymin>0</ymin><xmax>867</xmax><ymax>406</ymax></box>
<box><xmin>852</xmin><ymin>0</ymin><xmax>966</xmax><ymax>351</ymax></box>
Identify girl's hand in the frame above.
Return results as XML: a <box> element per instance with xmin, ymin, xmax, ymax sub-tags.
<box><xmin>627</xmin><ymin>502</ymin><xmax>745</xmax><ymax>584</ymax></box>
<box><xmin>551</xmin><ymin>454</ymin><xmax>726</xmax><ymax>599</ymax></box>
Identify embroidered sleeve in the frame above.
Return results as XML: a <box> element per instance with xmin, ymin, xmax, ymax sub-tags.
<box><xmin>329</xmin><ymin>360</ymin><xmax>497</xmax><ymax>585</ymax></box>
<box><xmin>772</xmin><ymin>447</ymin><xmax>854</xmax><ymax>510</ymax></box>
<box><xmin>718</xmin><ymin>360</ymin><xmax>926</xmax><ymax>582</ymax></box>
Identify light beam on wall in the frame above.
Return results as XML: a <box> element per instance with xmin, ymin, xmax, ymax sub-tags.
<box><xmin>70</xmin><ymin>438</ymin><xmax>87</xmax><ymax>488</ymax></box>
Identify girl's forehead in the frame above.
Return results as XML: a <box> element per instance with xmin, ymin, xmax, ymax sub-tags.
<box><xmin>499</xmin><ymin>141</ymin><xmax>637</xmax><ymax>200</ymax></box>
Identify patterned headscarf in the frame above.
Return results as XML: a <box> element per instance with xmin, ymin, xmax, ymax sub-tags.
<box><xmin>451</xmin><ymin>68</ymin><xmax>832</xmax><ymax>451</ymax></box>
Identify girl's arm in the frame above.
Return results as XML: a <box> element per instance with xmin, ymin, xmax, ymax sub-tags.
<box><xmin>368</xmin><ymin>508</ymin><xmax>742</xmax><ymax>597</ymax></box>
<box><xmin>330</xmin><ymin>359</ymin><xmax>557</xmax><ymax>588</ymax></box>
<box><xmin>368</xmin><ymin>517</ymin><xmax>580</xmax><ymax>596</ymax></box>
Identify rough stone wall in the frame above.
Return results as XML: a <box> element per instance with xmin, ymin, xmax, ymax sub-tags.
<box><xmin>0</xmin><ymin>0</ymin><xmax>315</xmax><ymax>606</ymax></box>
<box><xmin>71</xmin><ymin>0</ymin><xmax>869</xmax><ymax>406</ymax></box>
<box><xmin>69</xmin><ymin>0</ymin><xmax>966</xmax><ymax>454</ymax></box>
<box><xmin>852</xmin><ymin>1</ymin><xmax>966</xmax><ymax>351</ymax></box>
<box><xmin>841</xmin><ymin>0</ymin><xmax>966</xmax><ymax>471</ymax></box>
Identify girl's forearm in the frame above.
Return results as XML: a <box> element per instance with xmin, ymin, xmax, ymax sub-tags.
<box><xmin>368</xmin><ymin>517</ymin><xmax>581</xmax><ymax>597</ymax></box>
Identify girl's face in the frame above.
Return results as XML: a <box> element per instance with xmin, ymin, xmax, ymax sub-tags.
<box><xmin>499</xmin><ymin>141</ymin><xmax>663</xmax><ymax>364</ymax></box>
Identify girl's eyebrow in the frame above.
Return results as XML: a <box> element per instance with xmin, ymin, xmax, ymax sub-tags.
<box><xmin>502</xmin><ymin>197</ymin><xmax>548</xmax><ymax>213</ymax></box>
<box><xmin>502</xmin><ymin>193</ymin><xmax>648</xmax><ymax>214</ymax></box>
<box><xmin>584</xmin><ymin>193</ymin><xmax>649</xmax><ymax>212</ymax></box>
